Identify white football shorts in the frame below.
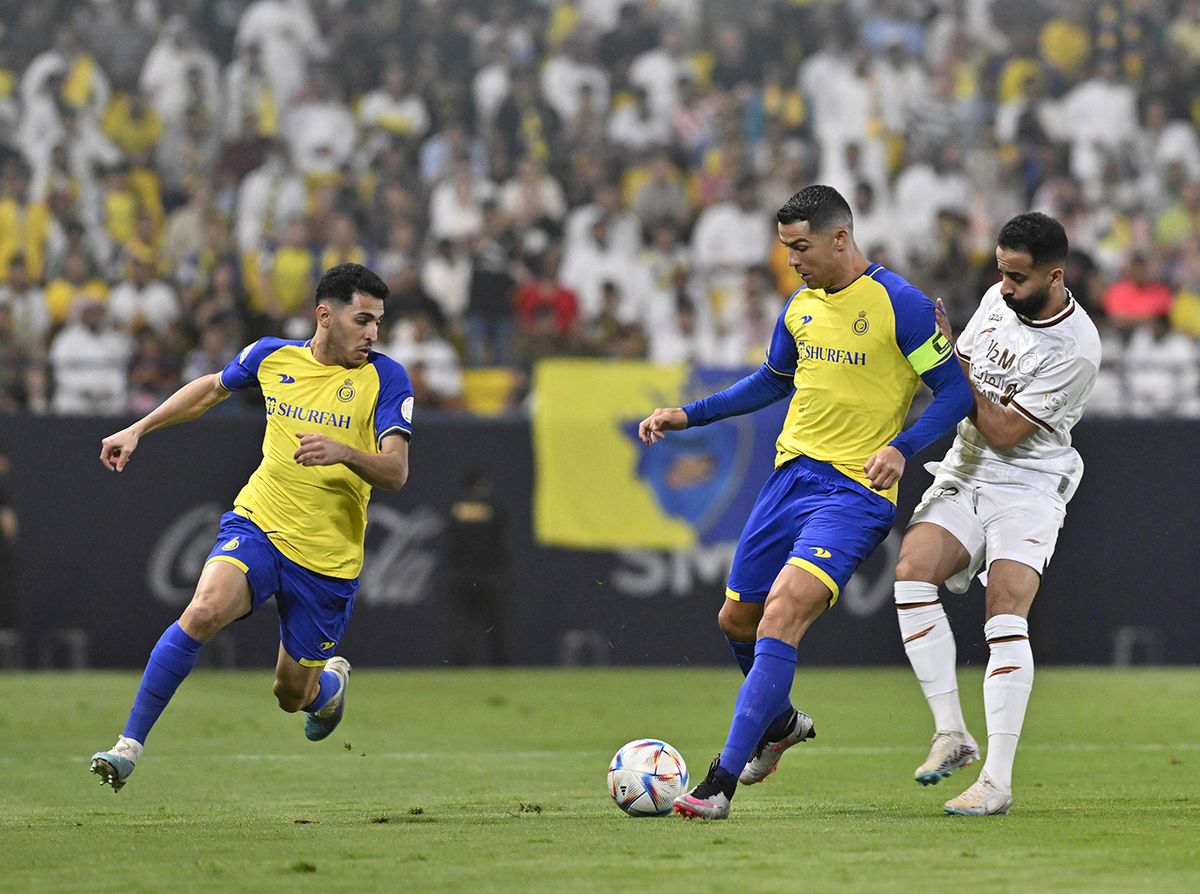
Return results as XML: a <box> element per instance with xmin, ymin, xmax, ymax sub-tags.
<box><xmin>908</xmin><ymin>466</ymin><xmax>1067</xmax><ymax>593</ymax></box>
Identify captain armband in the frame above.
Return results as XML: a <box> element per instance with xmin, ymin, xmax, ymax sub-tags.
<box><xmin>906</xmin><ymin>330</ymin><xmax>954</xmax><ymax>375</ymax></box>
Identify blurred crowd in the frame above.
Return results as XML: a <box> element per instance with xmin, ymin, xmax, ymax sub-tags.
<box><xmin>0</xmin><ymin>0</ymin><xmax>1199</xmax><ymax>419</ymax></box>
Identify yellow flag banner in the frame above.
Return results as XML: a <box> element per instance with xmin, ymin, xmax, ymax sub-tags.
<box><xmin>533</xmin><ymin>358</ymin><xmax>695</xmax><ymax>550</ymax></box>
<box><xmin>532</xmin><ymin>360</ymin><xmax>787</xmax><ymax>551</ymax></box>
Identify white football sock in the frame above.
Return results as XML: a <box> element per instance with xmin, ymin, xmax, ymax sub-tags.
<box><xmin>895</xmin><ymin>581</ymin><xmax>966</xmax><ymax>733</ymax></box>
<box><xmin>114</xmin><ymin>736</ymin><xmax>144</xmax><ymax>762</ymax></box>
<box><xmin>981</xmin><ymin>614</ymin><xmax>1033</xmax><ymax>792</ymax></box>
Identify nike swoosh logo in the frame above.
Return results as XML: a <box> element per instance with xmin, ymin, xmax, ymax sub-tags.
<box><xmin>810</xmin><ymin>547</ymin><xmax>831</xmax><ymax>558</ymax></box>
<box><xmin>278</xmin><ymin>374</ymin><xmax>295</xmax><ymax>383</ymax></box>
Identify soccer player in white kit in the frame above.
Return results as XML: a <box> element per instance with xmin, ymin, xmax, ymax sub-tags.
<box><xmin>891</xmin><ymin>212</ymin><xmax>1102</xmax><ymax>815</ymax></box>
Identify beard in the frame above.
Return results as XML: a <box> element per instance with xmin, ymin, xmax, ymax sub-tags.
<box><xmin>1001</xmin><ymin>286</ymin><xmax>1052</xmax><ymax>319</ymax></box>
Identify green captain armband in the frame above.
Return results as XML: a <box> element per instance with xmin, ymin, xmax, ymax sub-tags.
<box><xmin>906</xmin><ymin>330</ymin><xmax>953</xmax><ymax>375</ymax></box>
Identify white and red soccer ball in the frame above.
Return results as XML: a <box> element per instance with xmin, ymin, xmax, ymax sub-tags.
<box><xmin>607</xmin><ymin>739</ymin><xmax>689</xmax><ymax>816</ymax></box>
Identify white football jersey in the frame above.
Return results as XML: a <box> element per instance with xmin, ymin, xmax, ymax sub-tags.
<box><xmin>941</xmin><ymin>283</ymin><xmax>1102</xmax><ymax>501</ymax></box>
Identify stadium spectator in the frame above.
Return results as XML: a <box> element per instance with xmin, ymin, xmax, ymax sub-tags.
<box><xmin>108</xmin><ymin>250</ymin><xmax>181</xmax><ymax>336</ymax></box>
<box><xmin>47</xmin><ymin>297</ymin><xmax>131</xmax><ymax>415</ymax></box>
<box><xmin>1103</xmin><ymin>253</ymin><xmax>1174</xmax><ymax>326</ymax></box>
<box><xmin>0</xmin><ymin>255</ymin><xmax>49</xmax><ymax>352</ymax></box>
<box><xmin>0</xmin><ymin>0</ymin><xmax>1194</xmax><ymax>418</ymax></box>
<box><xmin>382</xmin><ymin>309</ymin><xmax>463</xmax><ymax>410</ymax></box>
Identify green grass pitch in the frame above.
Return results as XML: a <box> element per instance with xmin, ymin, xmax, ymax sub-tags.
<box><xmin>2</xmin><ymin>668</ymin><xmax>1198</xmax><ymax>893</ymax></box>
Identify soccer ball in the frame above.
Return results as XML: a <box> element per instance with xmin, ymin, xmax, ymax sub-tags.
<box><xmin>607</xmin><ymin>739</ymin><xmax>689</xmax><ymax>816</ymax></box>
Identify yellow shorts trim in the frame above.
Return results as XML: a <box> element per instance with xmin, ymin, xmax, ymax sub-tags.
<box><xmin>724</xmin><ymin>587</ymin><xmax>741</xmax><ymax>602</ymax></box>
<box><xmin>786</xmin><ymin>557</ymin><xmax>841</xmax><ymax>607</ymax></box>
<box><xmin>298</xmin><ymin>657</ymin><xmax>329</xmax><ymax>668</ymax></box>
<box><xmin>205</xmin><ymin>555</ymin><xmax>249</xmax><ymax>575</ymax></box>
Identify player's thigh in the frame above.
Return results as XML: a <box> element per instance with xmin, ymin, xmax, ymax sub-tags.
<box><xmin>180</xmin><ymin>559</ymin><xmax>253</xmax><ymax>640</ymax></box>
<box><xmin>895</xmin><ymin>522</ymin><xmax>971</xmax><ymax>585</ymax></box>
<box><xmin>978</xmin><ymin>482</ymin><xmax>1064</xmax><ymax>617</ymax></box>
<box><xmin>786</xmin><ymin>484</ymin><xmax>896</xmax><ymax>609</ymax></box>
<box><xmin>905</xmin><ymin>477</ymin><xmax>984</xmax><ymax>583</ymax></box>
<box><xmin>758</xmin><ymin>563</ymin><xmax>837</xmax><ymax>646</ymax></box>
<box><xmin>725</xmin><ymin>466</ymin><xmax>812</xmax><ymax>604</ymax></box>
<box><xmin>274</xmin><ymin>556</ymin><xmax>358</xmax><ymax>668</ymax></box>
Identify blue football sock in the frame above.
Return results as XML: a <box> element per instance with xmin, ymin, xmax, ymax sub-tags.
<box><xmin>726</xmin><ymin>635</ymin><xmax>796</xmax><ymax>737</ymax></box>
<box><xmin>718</xmin><ymin>637</ymin><xmax>798</xmax><ymax>778</ymax></box>
<box><xmin>123</xmin><ymin>622</ymin><xmax>203</xmax><ymax>744</ymax></box>
<box><xmin>302</xmin><ymin>669</ymin><xmax>340</xmax><ymax>713</ymax></box>
<box><xmin>724</xmin><ymin>636</ymin><xmax>756</xmax><ymax>675</ymax></box>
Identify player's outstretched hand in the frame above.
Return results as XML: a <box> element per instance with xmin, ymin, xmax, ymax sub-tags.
<box><xmin>638</xmin><ymin>407</ymin><xmax>688</xmax><ymax>445</ymax></box>
<box><xmin>100</xmin><ymin>427</ymin><xmax>140</xmax><ymax>472</ymax></box>
<box><xmin>294</xmin><ymin>432</ymin><xmax>350</xmax><ymax>466</ymax></box>
<box><xmin>864</xmin><ymin>445</ymin><xmax>905</xmax><ymax>491</ymax></box>
<box><xmin>934</xmin><ymin>298</ymin><xmax>954</xmax><ymax>344</ymax></box>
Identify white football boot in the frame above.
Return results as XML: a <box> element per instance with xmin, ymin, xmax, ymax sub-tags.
<box><xmin>739</xmin><ymin>709</ymin><xmax>816</xmax><ymax>785</ymax></box>
<box><xmin>944</xmin><ymin>771</ymin><xmax>1013</xmax><ymax>816</ymax></box>
<box><xmin>914</xmin><ymin>730</ymin><xmax>979</xmax><ymax>785</ymax></box>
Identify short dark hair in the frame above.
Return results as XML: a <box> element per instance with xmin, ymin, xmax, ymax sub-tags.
<box><xmin>315</xmin><ymin>263</ymin><xmax>388</xmax><ymax>306</ymax></box>
<box><xmin>776</xmin><ymin>185</ymin><xmax>853</xmax><ymax>233</ymax></box>
<box><xmin>997</xmin><ymin>212</ymin><xmax>1068</xmax><ymax>268</ymax></box>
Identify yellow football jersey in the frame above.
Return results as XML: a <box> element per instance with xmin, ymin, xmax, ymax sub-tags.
<box><xmin>220</xmin><ymin>338</ymin><xmax>413</xmax><ymax>577</ymax></box>
<box><xmin>765</xmin><ymin>264</ymin><xmax>953</xmax><ymax>502</ymax></box>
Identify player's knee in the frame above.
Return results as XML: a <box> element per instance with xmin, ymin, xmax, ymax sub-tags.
<box><xmin>178</xmin><ymin>599</ymin><xmax>227</xmax><ymax>640</ymax></box>
<box><xmin>273</xmin><ymin>679</ymin><xmax>308</xmax><ymax>713</ymax></box>
<box><xmin>717</xmin><ymin>601</ymin><xmax>759</xmax><ymax>641</ymax></box>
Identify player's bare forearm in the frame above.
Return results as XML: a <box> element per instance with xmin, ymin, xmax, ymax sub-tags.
<box><xmin>136</xmin><ymin>374</ymin><xmax>232</xmax><ymax>436</ymax></box>
<box><xmin>293</xmin><ymin>432</ymin><xmax>409</xmax><ymax>490</ymax></box>
<box><xmin>967</xmin><ymin>384</ymin><xmax>1037</xmax><ymax>451</ymax></box>
<box><xmin>100</xmin><ymin>374</ymin><xmax>231</xmax><ymax>471</ymax></box>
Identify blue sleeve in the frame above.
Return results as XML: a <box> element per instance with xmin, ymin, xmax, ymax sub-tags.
<box><xmin>764</xmin><ymin>292</ymin><xmax>801</xmax><ymax>375</ymax></box>
<box><xmin>889</xmin><ymin>359</ymin><xmax>972</xmax><ymax>459</ymax></box>
<box><xmin>371</xmin><ymin>353</ymin><xmax>415</xmax><ymax>446</ymax></box>
<box><xmin>682</xmin><ymin>364</ymin><xmax>793</xmax><ymax>427</ymax></box>
<box><xmin>885</xmin><ymin>283</ymin><xmax>971</xmax><ymax>458</ymax></box>
<box><xmin>218</xmin><ymin>337</ymin><xmax>287</xmax><ymax>391</ymax></box>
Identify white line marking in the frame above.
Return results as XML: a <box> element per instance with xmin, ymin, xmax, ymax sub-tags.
<box><xmin>68</xmin><ymin>742</ymin><xmax>1198</xmax><ymax>765</ymax></box>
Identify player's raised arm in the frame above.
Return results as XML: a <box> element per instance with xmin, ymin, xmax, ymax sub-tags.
<box><xmin>99</xmin><ymin>373</ymin><xmax>232</xmax><ymax>471</ymax></box>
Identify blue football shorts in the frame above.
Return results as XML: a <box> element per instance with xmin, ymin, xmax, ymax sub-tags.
<box><xmin>725</xmin><ymin>455</ymin><xmax>896</xmax><ymax>607</ymax></box>
<box><xmin>204</xmin><ymin>511</ymin><xmax>358</xmax><ymax>666</ymax></box>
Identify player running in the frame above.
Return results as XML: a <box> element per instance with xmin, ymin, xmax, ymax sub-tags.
<box><xmin>892</xmin><ymin>212</ymin><xmax>1101</xmax><ymax>816</ymax></box>
<box><xmin>90</xmin><ymin>263</ymin><xmax>413</xmax><ymax>792</ymax></box>
<box><xmin>638</xmin><ymin>185</ymin><xmax>973</xmax><ymax>819</ymax></box>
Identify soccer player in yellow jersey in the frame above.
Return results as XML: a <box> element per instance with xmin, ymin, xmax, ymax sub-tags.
<box><xmin>90</xmin><ymin>264</ymin><xmax>413</xmax><ymax>792</ymax></box>
<box><xmin>639</xmin><ymin>186</ymin><xmax>973</xmax><ymax>819</ymax></box>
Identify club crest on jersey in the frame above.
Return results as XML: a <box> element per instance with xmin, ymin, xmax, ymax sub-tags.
<box><xmin>337</xmin><ymin>379</ymin><xmax>356</xmax><ymax>402</ymax></box>
<box><xmin>852</xmin><ymin>310</ymin><xmax>869</xmax><ymax>335</ymax></box>
<box><xmin>1018</xmin><ymin>352</ymin><xmax>1038</xmax><ymax>375</ymax></box>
